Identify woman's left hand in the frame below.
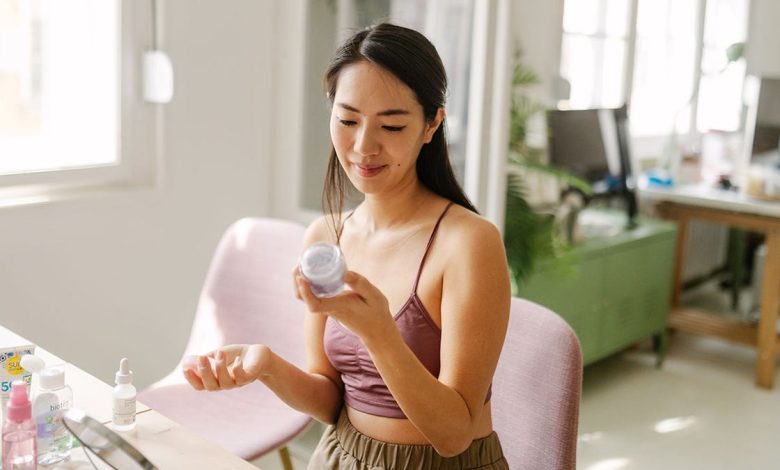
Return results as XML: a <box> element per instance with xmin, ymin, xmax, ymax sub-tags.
<box><xmin>295</xmin><ymin>271</ymin><xmax>397</xmax><ymax>346</ymax></box>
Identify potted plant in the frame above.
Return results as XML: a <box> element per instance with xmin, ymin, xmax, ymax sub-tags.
<box><xmin>503</xmin><ymin>62</ymin><xmax>591</xmax><ymax>292</ymax></box>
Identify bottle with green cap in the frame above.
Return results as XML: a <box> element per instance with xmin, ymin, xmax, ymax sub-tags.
<box><xmin>112</xmin><ymin>358</ymin><xmax>136</xmax><ymax>432</ymax></box>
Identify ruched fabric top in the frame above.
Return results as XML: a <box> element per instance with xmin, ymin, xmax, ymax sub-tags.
<box><xmin>323</xmin><ymin>202</ymin><xmax>491</xmax><ymax>419</ymax></box>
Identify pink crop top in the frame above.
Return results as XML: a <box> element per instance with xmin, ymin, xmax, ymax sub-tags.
<box><xmin>323</xmin><ymin>202</ymin><xmax>491</xmax><ymax>419</ymax></box>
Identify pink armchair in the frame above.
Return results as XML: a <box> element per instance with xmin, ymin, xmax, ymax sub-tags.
<box><xmin>492</xmin><ymin>297</ymin><xmax>583</xmax><ymax>469</ymax></box>
<box><xmin>139</xmin><ymin>218</ymin><xmax>312</xmax><ymax>469</ymax></box>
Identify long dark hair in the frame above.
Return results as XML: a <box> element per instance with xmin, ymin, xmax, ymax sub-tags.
<box><xmin>322</xmin><ymin>23</ymin><xmax>478</xmax><ymax>233</ymax></box>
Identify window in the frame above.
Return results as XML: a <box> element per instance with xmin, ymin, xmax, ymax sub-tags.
<box><xmin>0</xmin><ymin>0</ymin><xmax>158</xmax><ymax>204</ymax></box>
<box><xmin>389</xmin><ymin>0</ymin><xmax>475</xmax><ymax>181</ymax></box>
<box><xmin>560</xmin><ymin>0</ymin><xmax>632</xmax><ymax>110</ymax></box>
<box><xmin>560</xmin><ymin>0</ymin><xmax>749</xmax><ymax>144</ymax></box>
<box><xmin>0</xmin><ymin>0</ymin><xmax>118</xmax><ymax>174</ymax></box>
<box><xmin>696</xmin><ymin>0</ymin><xmax>748</xmax><ymax>132</ymax></box>
<box><xmin>630</xmin><ymin>0</ymin><xmax>700</xmax><ymax>137</ymax></box>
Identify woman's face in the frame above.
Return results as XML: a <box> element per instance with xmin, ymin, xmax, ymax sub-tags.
<box><xmin>330</xmin><ymin>61</ymin><xmax>442</xmax><ymax>195</ymax></box>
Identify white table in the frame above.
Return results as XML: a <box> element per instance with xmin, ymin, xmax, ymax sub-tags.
<box><xmin>641</xmin><ymin>184</ymin><xmax>780</xmax><ymax>389</ymax></box>
<box><xmin>0</xmin><ymin>325</ymin><xmax>259</xmax><ymax>469</ymax></box>
<box><xmin>641</xmin><ymin>184</ymin><xmax>780</xmax><ymax>219</ymax></box>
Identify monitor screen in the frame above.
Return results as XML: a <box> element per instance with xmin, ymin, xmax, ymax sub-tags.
<box><xmin>546</xmin><ymin>108</ymin><xmax>625</xmax><ymax>195</ymax></box>
<box><xmin>743</xmin><ymin>76</ymin><xmax>780</xmax><ymax>163</ymax></box>
<box><xmin>546</xmin><ymin>106</ymin><xmax>637</xmax><ymax>225</ymax></box>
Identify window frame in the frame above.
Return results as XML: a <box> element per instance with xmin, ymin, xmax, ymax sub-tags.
<box><xmin>0</xmin><ymin>0</ymin><xmax>162</xmax><ymax>206</ymax></box>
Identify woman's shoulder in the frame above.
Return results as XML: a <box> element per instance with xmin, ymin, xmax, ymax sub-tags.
<box><xmin>440</xmin><ymin>203</ymin><xmax>503</xmax><ymax>248</ymax></box>
<box><xmin>434</xmin><ymin>203</ymin><xmax>507</xmax><ymax>271</ymax></box>
<box><xmin>304</xmin><ymin>212</ymin><xmax>350</xmax><ymax>246</ymax></box>
<box><xmin>437</xmin><ymin>203</ymin><xmax>510</xmax><ymax>296</ymax></box>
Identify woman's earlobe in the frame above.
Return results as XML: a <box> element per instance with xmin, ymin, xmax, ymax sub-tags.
<box><xmin>425</xmin><ymin>108</ymin><xmax>445</xmax><ymax>144</ymax></box>
<box><xmin>424</xmin><ymin>127</ymin><xmax>438</xmax><ymax>144</ymax></box>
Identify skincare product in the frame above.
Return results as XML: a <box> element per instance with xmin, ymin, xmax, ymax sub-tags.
<box><xmin>112</xmin><ymin>358</ymin><xmax>136</xmax><ymax>432</ymax></box>
<box><xmin>20</xmin><ymin>356</ymin><xmax>73</xmax><ymax>465</ymax></box>
<box><xmin>300</xmin><ymin>242</ymin><xmax>347</xmax><ymax>297</ymax></box>
<box><xmin>0</xmin><ymin>345</ymin><xmax>35</xmax><ymax>413</ymax></box>
<box><xmin>2</xmin><ymin>381</ymin><xmax>37</xmax><ymax>470</ymax></box>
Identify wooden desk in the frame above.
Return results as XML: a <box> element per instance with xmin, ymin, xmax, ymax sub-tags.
<box><xmin>642</xmin><ymin>185</ymin><xmax>780</xmax><ymax>389</ymax></box>
<box><xmin>0</xmin><ymin>325</ymin><xmax>259</xmax><ymax>469</ymax></box>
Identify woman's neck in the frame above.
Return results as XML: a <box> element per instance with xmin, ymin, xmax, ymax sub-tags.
<box><xmin>358</xmin><ymin>180</ymin><xmax>436</xmax><ymax>233</ymax></box>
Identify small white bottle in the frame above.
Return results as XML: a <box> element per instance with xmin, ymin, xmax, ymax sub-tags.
<box><xmin>33</xmin><ymin>366</ymin><xmax>73</xmax><ymax>465</ymax></box>
<box><xmin>112</xmin><ymin>358</ymin><xmax>136</xmax><ymax>432</ymax></box>
<box><xmin>300</xmin><ymin>242</ymin><xmax>347</xmax><ymax>297</ymax></box>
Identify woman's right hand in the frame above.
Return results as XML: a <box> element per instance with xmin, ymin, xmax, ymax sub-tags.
<box><xmin>182</xmin><ymin>344</ymin><xmax>271</xmax><ymax>391</ymax></box>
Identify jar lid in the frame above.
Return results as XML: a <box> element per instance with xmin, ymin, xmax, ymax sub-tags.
<box><xmin>300</xmin><ymin>242</ymin><xmax>345</xmax><ymax>282</ymax></box>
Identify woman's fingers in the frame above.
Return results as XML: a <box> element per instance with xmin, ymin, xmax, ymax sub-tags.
<box><xmin>296</xmin><ymin>276</ymin><xmax>360</xmax><ymax>314</ymax></box>
<box><xmin>232</xmin><ymin>357</ymin><xmax>253</xmax><ymax>386</ymax></box>
<box><xmin>184</xmin><ymin>349</ymin><xmax>251</xmax><ymax>391</ymax></box>
<box><xmin>213</xmin><ymin>350</ymin><xmax>235</xmax><ymax>389</ymax></box>
<box><xmin>343</xmin><ymin>271</ymin><xmax>380</xmax><ymax>301</ymax></box>
<box><xmin>198</xmin><ymin>356</ymin><xmax>220</xmax><ymax>391</ymax></box>
<box><xmin>291</xmin><ymin>265</ymin><xmax>303</xmax><ymax>300</ymax></box>
<box><xmin>183</xmin><ymin>368</ymin><xmax>205</xmax><ymax>391</ymax></box>
<box><xmin>296</xmin><ymin>275</ymin><xmax>319</xmax><ymax>306</ymax></box>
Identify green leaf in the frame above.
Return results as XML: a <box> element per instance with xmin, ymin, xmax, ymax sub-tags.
<box><xmin>507</xmin><ymin>156</ymin><xmax>593</xmax><ymax>196</ymax></box>
<box><xmin>504</xmin><ymin>173</ymin><xmax>556</xmax><ymax>287</ymax></box>
<box><xmin>504</xmin><ymin>60</ymin><xmax>592</xmax><ymax>291</ymax></box>
<box><xmin>512</xmin><ymin>63</ymin><xmax>539</xmax><ymax>88</ymax></box>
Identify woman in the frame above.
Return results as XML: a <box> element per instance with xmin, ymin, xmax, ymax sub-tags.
<box><xmin>184</xmin><ymin>23</ymin><xmax>511</xmax><ymax>469</ymax></box>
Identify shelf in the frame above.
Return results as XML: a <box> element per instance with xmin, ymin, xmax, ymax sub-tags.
<box><xmin>669</xmin><ymin>307</ymin><xmax>780</xmax><ymax>354</ymax></box>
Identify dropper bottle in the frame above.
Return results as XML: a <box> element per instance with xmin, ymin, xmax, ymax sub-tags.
<box><xmin>112</xmin><ymin>358</ymin><xmax>136</xmax><ymax>432</ymax></box>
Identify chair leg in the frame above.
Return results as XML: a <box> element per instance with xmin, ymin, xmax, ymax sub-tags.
<box><xmin>278</xmin><ymin>446</ymin><xmax>294</xmax><ymax>470</ymax></box>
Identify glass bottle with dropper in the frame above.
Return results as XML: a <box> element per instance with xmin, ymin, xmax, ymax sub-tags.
<box><xmin>112</xmin><ymin>358</ymin><xmax>136</xmax><ymax>432</ymax></box>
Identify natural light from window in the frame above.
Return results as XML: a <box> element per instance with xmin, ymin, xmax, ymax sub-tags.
<box><xmin>560</xmin><ymin>0</ymin><xmax>631</xmax><ymax>110</ymax></box>
<box><xmin>0</xmin><ymin>0</ymin><xmax>119</xmax><ymax>176</ymax></box>
<box><xmin>696</xmin><ymin>0</ymin><xmax>748</xmax><ymax>132</ymax></box>
<box><xmin>561</xmin><ymin>0</ymin><xmax>749</xmax><ymax>140</ymax></box>
<box><xmin>653</xmin><ymin>415</ymin><xmax>698</xmax><ymax>433</ymax></box>
<box><xmin>390</xmin><ymin>0</ymin><xmax>474</xmax><ymax>182</ymax></box>
<box><xmin>630</xmin><ymin>0</ymin><xmax>699</xmax><ymax>137</ymax></box>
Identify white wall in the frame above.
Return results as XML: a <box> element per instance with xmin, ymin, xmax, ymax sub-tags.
<box><xmin>511</xmin><ymin>0</ymin><xmax>565</xmax><ymax>107</ymax></box>
<box><xmin>746</xmin><ymin>0</ymin><xmax>780</xmax><ymax>78</ymax></box>
<box><xmin>0</xmin><ymin>0</ymin><xmax>283</xmax><ymax>389</ymax></box>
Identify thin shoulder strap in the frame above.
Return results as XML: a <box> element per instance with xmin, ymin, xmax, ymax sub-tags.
<box><xmin>336</xmin><ymin>210</ymin><xmax>356</xmax><ymax>245</ymax></box>
<box><xmin>412</xmin><ymin>202</ymin><xmax>454</xmax><ymax>294</ymax></box>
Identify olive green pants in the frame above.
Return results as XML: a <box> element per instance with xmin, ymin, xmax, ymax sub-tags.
<box><xmin>307</xmin><ymin>409</ymin><xmax>509</xmax><ymax>470</ymax></box>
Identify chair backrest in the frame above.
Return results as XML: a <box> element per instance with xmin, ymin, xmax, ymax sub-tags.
<box><xmin>182</xmin><ymin>217</ymin><xmax>308</xmax><ymax>366</ymax></box>
<box><xmin>492</xmin><ymin>297</ymin><xmax>583</xmax><ymax>470</ymax></box>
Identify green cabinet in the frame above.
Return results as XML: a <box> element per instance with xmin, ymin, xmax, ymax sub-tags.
<box><xmin>517</xmin><ymin>211</ymin><xmax>677</xmax><ymax>366</ymax></box>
